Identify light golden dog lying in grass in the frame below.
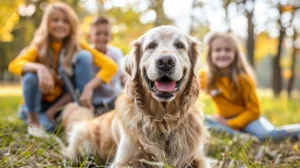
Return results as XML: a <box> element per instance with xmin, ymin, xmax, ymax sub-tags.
<box><xmin>62</xmin><ymin>26</ymin><xmax>209</xmax><ymax>168</ymax></box>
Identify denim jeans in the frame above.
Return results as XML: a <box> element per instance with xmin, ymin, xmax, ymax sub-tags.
<box><xmin>205</xmin><ymin>116</ymin><xmax>300</xmax><ymax>141</ymax></box>
<box><xmin>20</xmin><ymin>50</ymin><xmax>94</xmax><ymax>132</ymax></box>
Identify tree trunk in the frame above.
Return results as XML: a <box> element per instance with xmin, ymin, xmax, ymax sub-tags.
<box><xmin>272</xmin><ymin>28</ymin><xmax>285</xmax><ymax>97</ymax></box>
<box><xmin>0</xmin><ymin>42</ymin><xmax>4</xmax><ymax>81</ymax></box>
<box><xmin>223</xmin><ymin>0</ymin><xmax>231</xmax><ymax>32</ymax></box>
<box><xmin>246</xmin><ymin>10</ymin><xmax>255</xmax><ymax>66</ymax></box>
<box><xmin>189</xmin><ymin>0</ymin><xmax>196</xmax><ymax>35</ymax></box>
<box><xmin>150</xmin><ymin>0</ymin><xmax>172</xmax><ymax>26</ymax></box>
<box><xmin>287</xmin><ymin>32</ymin><xmax>298</xmax><ymax>98</ymax></box>
<box><xmin>97</xmin><ymin>0</ymin><xmax>105</xmax><ymax>15</ymax></box>
<box><xmin>0</xmin><ymin>69</ymin><xmax>3</xmax><ymax>81</ymax></box>
<box><xmin>153</xmin><ymin>0</ymin><xmax>164</xmax><ymax>26</ymax></box>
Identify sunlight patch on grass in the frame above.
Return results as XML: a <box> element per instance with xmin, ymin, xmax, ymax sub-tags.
<box><xmin>0</xmin><ymin>84</ymin><xmax>21</xmax><ymax>96</ymax></box>
<box><xmin>0</xmin><ymin>95</ymin><xmax>21</xmax><ymax>123</ymax></box>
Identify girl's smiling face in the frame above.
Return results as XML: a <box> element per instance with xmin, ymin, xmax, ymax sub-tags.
<box><xmin>210</xmin><ymin>38</ymin><xmax>235</xmax><ymax>70</ymax></box>
<box><xmin>48</xmin><ymin>9</ymin><xmax>70</xmax><ymax>41</ymax></box>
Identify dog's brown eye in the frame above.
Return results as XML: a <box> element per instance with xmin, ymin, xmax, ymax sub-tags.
<box><xmin>147</xmin><ymin>43</ymin><xmax>157</xmax><ymax>49</ymax></box>
<box><xmin>174</xmin><ymin>42</ymin><xmax>184</xmax><ymax>49</ymax></box>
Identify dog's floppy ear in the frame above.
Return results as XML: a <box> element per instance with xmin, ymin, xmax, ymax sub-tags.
<box><xmin>188</xmin><ymin>36</ymin><xmax>201</xmax><ymax>77</ymax></box>
<box><xmin>124</xmin><ymin>38</ymin><xmax>142</xmax><ymax>81</ymax></box>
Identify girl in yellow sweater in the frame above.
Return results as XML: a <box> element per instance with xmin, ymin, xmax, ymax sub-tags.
<box><xmin>201</xmin><ymin>33</ymin><xmax>300</xmax><ymax>141</ymax></box>
<box><xmin>8</xmin><ymin>2</ymin><xmax>118</xmax><ymax>132</ymax></box>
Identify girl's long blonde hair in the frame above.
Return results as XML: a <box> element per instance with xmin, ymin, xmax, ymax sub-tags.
<box><xmin>30</xmin><ymin>2</ymin><xmax>81</xmax><ymax>75</ymax></box>
<box><xmin>205</xmin><ymin>33</ymin><xmax>255</xmax><ymax>92</ymax></box>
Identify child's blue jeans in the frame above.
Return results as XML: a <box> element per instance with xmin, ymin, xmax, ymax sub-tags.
<box><xmin>19</xmin><ymin>50</ymin><xmax>94</xmax><ymax>132</ymax></box>
<box><xmin>205</xmin><ymin>116</ymin><xmax>300</xmax><ymax>141</ymax></box>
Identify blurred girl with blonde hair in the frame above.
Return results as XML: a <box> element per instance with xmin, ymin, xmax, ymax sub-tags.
<box><xmin>9</xmin><ymin>2</ymin><xmax>118</xmax><ymax>133</ymax></box>
<box><xmin>201</xmin><ymin>33</ymin><xmax>300</xmax><ymax>141</ymax></box>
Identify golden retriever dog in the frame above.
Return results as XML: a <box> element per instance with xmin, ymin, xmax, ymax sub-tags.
<box><xmin>62</xmin><ymin>25</ymin><xmax>209</xmax><ymax>168</ymax></box>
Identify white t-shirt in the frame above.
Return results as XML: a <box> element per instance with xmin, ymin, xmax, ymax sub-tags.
<box><xmin>92</xmin><ymin>45</ymin><xmax>124</xmax><ymax>105</ymax></box>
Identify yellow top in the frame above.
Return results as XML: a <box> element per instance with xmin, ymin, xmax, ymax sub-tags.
<box><xmin>8</xmin><ymin>40</ymin><xmax>118</xmax><ymax>102</ymax></box>
<box><xmin>200</xmin><ymin>71</ymin><xmax>261</xmax><ymax>130</ymax></box>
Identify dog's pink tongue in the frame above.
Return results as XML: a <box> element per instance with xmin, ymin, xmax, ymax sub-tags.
<box><xmin>155</xmin><ymin>81</ymin><xmax>176</xmax><ymax>92</ymax></box>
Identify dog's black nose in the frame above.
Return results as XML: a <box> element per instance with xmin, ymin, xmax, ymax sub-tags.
<box><xmin>156</xmin><ymin>56</ymin><xmax>176</xmax><ymax>71</ymax></box>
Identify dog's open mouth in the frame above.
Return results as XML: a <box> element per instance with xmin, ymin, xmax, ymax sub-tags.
<box><xmin>145</xmin><ymin>74</ymin><xmax>183</xmax><ymax>100</ymax></box>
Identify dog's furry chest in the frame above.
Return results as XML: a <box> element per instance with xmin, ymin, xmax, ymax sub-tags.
<box><xmin>115</xmin><ymin>93</ymin><xmax>205</xmax><ymax>167</ymax></box>
<box><xmin>133</xmin><ymin>116</ymin><xmax>201</xmax><ymax>165</ymax></box>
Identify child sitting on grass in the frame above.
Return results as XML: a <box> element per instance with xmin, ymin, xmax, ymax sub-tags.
<box><xmin>200</xmin><ymin>33</ymin><xmax>300</xmax><ymax>141</ymax></box>
<box><xmin>88</xmin><ymin>16</ymin><xmax>125</xmax><ymax>114</ymax></box>
<box><xmin>8</xmin><ymin>2</ymin><xmax>117</xmax><ymax>133</ymax></box>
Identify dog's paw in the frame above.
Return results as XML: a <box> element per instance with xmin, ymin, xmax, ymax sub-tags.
<box><xmin>63</xmin><ymin>147</ymin><xmax>79</xmax><ymax>161</ymax></box>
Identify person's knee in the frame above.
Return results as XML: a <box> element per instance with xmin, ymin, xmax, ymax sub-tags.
<box><xmin>74</xmin><ymin>50</ymin><xmax>94</xmax><ymax>91</ymax></box>
<box><xmin>75</xmin><ymin>50</ymin><xmax>93</xmax><ymax>65</ymax></box>
<box><xmin>22</xmin><ymin>72</ymin><xmax>39</xmax><ymax>88</ymax></box>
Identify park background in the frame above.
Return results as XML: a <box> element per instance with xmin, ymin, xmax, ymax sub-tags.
<box><xmin>0</xmin><ymin>0</ymin><xmax>300</xmax><ymax>167</ymax></box>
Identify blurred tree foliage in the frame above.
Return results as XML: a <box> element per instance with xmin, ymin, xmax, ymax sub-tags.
<box><xmin>0</xmin><ymin>0</ymin><xmax>299</xmax><ymax>98</ymax></box>
<box><xmin>0</xmin><ymin>1</ymin><xmax>23</xmax><ymax>42</ymax></box>
<box><xmin>0</xmin><ymin>0</ymin><xmax>23</xmax><ymax>80</ymax></box>
<box><xmin>254</xmin><ymin>33</ymin><xmax>278</xmax><ymax>62</ymax></box>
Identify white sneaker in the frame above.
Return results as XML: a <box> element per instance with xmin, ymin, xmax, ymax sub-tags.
<box><xmin>27</xmin><ymin>125</ymin><xmax>48</xmax><ymax>138</ymax></box>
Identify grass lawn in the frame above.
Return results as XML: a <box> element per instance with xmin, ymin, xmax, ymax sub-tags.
<box><xmin>0</xmin><ymin>85</ymin><xmax>300</xmax><ymax>167</ymax></box>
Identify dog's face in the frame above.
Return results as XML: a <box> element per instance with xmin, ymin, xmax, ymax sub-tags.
<box><xmin>125</xmin><ymin>26</ymin><xmax>200</xmax><ymax>102</ymax></box>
